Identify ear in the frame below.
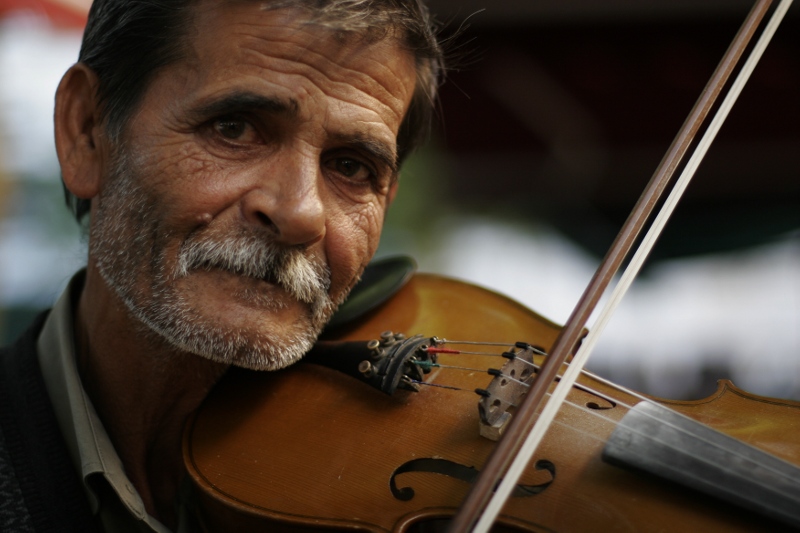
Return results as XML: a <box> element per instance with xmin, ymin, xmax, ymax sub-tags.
<box><xmin>54</xmin><ymin>63</ymin><xmax>106</xmax><ymax>199</ymax></box>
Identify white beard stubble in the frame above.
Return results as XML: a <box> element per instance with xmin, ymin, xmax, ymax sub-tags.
<box><xmin>89</xmin><ymin>150</ymin><xmax>349</xmax><ymax>370</ymax></box>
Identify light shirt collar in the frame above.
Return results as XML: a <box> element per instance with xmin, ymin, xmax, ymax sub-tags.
<box><xmin>36</xmin><ymin>271</ymin><xmax>188</xmax><ymax>533</ymax></box>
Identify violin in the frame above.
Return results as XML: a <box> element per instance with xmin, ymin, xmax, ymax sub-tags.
<box><xmin>183</xmin><ymin>0</ymin><xmax>800</xmax><ymax>530</ymax></box>
<box><xmin>183</xmin><ymin>271</ymin><xmax>800</xmax><ymax>532</ymax></box>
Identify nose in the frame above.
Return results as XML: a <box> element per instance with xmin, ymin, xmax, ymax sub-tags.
<box><xmin>241</xmin><ymin>152</ymin><xmax>325</xmax><ymax>247</ymax></box>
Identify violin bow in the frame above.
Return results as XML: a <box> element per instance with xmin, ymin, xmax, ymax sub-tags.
<box><xmin>446</xmin><ymin>0</ymin><xmax>794</xmax><ymax>531</ymax></box>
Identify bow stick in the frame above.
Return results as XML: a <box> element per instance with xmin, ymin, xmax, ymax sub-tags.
<box><xmin>446</xmin><ymin>1</ymin><xmax>794</xmax><ymax>531</ymax></box>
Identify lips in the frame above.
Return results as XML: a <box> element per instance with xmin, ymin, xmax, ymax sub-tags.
<box><xmin>197</xmin><ymin>259</ymin><xmax>280</xmax><ymax>287</ymax></box>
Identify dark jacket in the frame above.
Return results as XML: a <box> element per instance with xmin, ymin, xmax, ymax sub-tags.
<box><xmin>0</xmin><ymin>313</ymin><xmax>98</xmax><ymax>532</ymax></box>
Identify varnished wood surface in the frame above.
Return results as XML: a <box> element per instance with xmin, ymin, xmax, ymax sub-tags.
<box><xmin>184</xmin><ymin>274</ymin><xmax>800</xmax><ymax>532</ymax></box>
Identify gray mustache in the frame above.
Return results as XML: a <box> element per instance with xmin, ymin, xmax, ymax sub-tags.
<box><xmin>176</xmin><ymin>232</ymin><xmax>331</xmax><ymax>304</ymax></box>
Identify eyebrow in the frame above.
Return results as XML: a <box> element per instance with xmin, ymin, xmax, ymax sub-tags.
<box><xmin>189</xmin><ymin>91</ymin><xmax>399</xmax><ymax>175</ymax></box>
<box><xmin>188</xmin><ymin>91</ymin><xmax>299</xmax><ymax>121</ymax></box>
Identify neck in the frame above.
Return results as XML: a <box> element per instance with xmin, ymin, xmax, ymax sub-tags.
<box><xmin>74</xmin><ymin>265</ymin><xmax>229</xmax><ymax>527</ymax></box>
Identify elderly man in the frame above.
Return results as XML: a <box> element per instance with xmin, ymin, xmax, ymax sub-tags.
<box><xmin>0</xmin><ymin>0</ymin><xmax>443</xmax><ymax>531</ymax></box>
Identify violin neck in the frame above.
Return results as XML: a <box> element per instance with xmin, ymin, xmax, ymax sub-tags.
<box><xmin>602</xmin><ymin>401</ymin><xmax>800</xmax><ymax>529</ymax></box>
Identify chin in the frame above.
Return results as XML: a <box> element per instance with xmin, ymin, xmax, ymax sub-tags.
<box><xmin>149</xmin><ymin>308</ymin><xmax>322</xmax><ymax>371</ymax></box>
<box><xmin>137</xmin><ymin>283</ymin><xmax>335</xmax><ymax>371</ymax></box>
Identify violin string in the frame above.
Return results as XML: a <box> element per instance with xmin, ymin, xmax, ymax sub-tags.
<box><xmin>508</xmin><ymin>366</ymin><xmax>620</xmax><ymax>407</ymax></box>
<box><xmin>416</xmin><ymin>339</ymin><xmax>800</xmax><ymax>486</ymax></box>
<box><xmin>615</xmin><ymin>408</ymin><xmax>800</xmax><ymax>490</ymax></box>
<box><xmin>421</xmin><ymin>356</ymin><xmax>615</xmax><ymax>411</ymax></box>
<box><xmin>439</xmin><ymin>339</ymin><xmax>548</xmax><ymax>356</ymax></box>
<box><xmin>427</xmin><ymin>351</ymin><xmax>645</xmax><ymax>426</ymax></box>
<box><xmin>415</xmin><ymin>340</ymin><xmax>800</xmax><ymax>488</ymax></box>
<box><xmin>434</xmin><ymin>338</ymin><xmax>732</xmax><ymax>414</ymax></box>
<box><xmin>409</xmin><ymin>367</ymin><xmax>619</xmax><ymax>425</ymax></box>
<box><xmin>416</xmin><ymin>334</ymin><xmax>800</xmax><ymax>484</ymax></box>
<box><xmin>426</xmin><ymin>348</ymin><xmax>512</xmax><ymax>357</ymax></box>
<box><xmin>437</xmin><ymin>339</ymin><xmax>513</xmax><ymax>347</ymax></box>
<box><xmin>584</xmin><ymin>396</ymin><xmax>800</xmax><ymax>491</ymax></box>
<box><xmin>487</xmin><ymin>368</ymin><xmax>529</xmax><ymax>386</ymax></box>
<box><xmin>433</xmin><ymin>343</ymin><xmax>630</xmax><ymax>405</ymax></box>
<box><xmin>407</xmin><ymin>380</ymin><xmax>465</xmax><ymax>392</ymax></box>
<box><xmin>455</xmin><ymin>371</ymin><xmax>800</xmax><ymax>491</ymax></box>
<box><xmin>416</xmin><ymin>359</ymin><xmax>537</xmax><ymax>388</ymax></box>
<box><xmin>412</xmin><ymin>365</ymin><xmax>799</xmax><ymax>502</ymax></box>
<box><xmin>524</xmin><ymin>392</ymin><xmax>799</xmax><ymax>494</ymax></box>
<box><xmin>414</xmin><ymin>360</ymin><xmax>490</xmax><ymax>373</ymax></box>
<box><xmin>481</xmin><ymin>390</ymin><xmax>609</xmax><ymax>441</ymax></box>
<box><xmin>427</xmin><ymin>354</ymin><xmax>800</xmax><ymax>489</ymax></box>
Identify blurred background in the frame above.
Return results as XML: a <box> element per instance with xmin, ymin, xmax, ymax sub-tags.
<box><xmin>0</xmin><ymin>0</ymin><xmax>798</xmax><ymax>401</ymax></box>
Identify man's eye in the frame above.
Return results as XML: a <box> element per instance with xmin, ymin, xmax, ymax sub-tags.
<box><xmin>212</xmin><ymin>117</ymin><xmax>257</xmax><ymax>142</ymax></box>
<box><xmin>332</xmin><ymin>157</ymin><xmax>371</xmax><ymax>181</ymax></box>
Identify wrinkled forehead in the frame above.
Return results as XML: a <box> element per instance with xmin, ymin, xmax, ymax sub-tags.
<box><xmin>180</xmin><ymin>1</ymin><xmax>417</xmax><ymax>124</ymax></box>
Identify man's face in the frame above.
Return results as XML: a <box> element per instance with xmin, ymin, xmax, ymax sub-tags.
<box><xmin>88</xmin><ymin>3</ymin><xmax>417</xmax><ymax>370</ymax></box>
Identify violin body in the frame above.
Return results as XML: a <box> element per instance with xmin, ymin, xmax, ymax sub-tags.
<box><xmin>184</xmin><ymin>274</ymin><xmax>800</xmax><ymax>532</ymax></box>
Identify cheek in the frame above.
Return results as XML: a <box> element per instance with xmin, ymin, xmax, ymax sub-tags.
<box><xmin>132</xmin><ymin>140</ymin><xmax>245</xmax><ymax>219</ymax></box>
<box><xmin>325</xmin><ymin>200</ymin><xmax>386</xmax><ymax>290</ymax></box>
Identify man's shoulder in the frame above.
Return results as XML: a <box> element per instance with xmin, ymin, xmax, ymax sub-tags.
<box><xmin>0</xmin><ymin>311</ymin><xmax>99</xmax><ymax>533</ymax></box>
